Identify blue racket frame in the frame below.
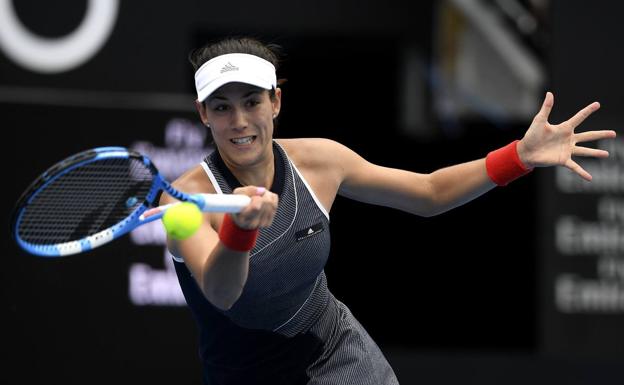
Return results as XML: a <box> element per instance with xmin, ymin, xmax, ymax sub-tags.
<box><xmin>12</xmin><ymin>147</ymin><xmax>207</xmax><ymax>257</ymax></box>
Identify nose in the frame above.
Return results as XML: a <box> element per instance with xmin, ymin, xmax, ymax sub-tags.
<box><xmin>230</xmin><ymin>107</ymin><xmax>248</xmax><ymax>131</ymax></box>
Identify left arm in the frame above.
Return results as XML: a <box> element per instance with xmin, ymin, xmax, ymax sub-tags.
<box><xmin>336</xmin><ymin>92</ymin><xmax>616</xmax><ymax>216</ymax></box>
<box><xmin>336</xmin><ymin>147</ymin><xmax>494</xmax><ymax>217</ymax></box>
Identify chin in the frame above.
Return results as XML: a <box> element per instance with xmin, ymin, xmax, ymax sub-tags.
<box><xmin>221</xmin><ymin>139</ymin><xmax>271</xmax><ymax>167</ymax></box>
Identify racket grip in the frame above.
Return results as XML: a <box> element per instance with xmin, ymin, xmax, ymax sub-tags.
<box><xmin>192</xmin><ymin>193</ymin><xmax>251</xmax><ymax>213</ymax></box>
<box><xmin>140</xmin><ymin>194</ymin><xmax>251</xmax><ymax>223</ymax></box>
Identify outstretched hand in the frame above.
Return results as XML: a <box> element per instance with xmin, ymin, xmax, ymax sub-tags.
<box><xmin>517</xmin><ymin>92</ymin><xmax>617</xmax><ymax>181</ymax></box>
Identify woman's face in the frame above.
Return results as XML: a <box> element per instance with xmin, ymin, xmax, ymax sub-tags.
<box><xmin>198</xmin><ymin>82</ymin><xmax>281</xmax><ymax>168</ymax></box>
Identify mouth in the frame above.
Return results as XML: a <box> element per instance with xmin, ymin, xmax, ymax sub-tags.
<box><xmin>230</xmin><ymin>135</ymin><xmax>257</xmax><ymax>145</ymax></box>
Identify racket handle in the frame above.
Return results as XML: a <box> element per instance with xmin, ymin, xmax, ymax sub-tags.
<box><xmin>192</xmin><ymin>193</ymin><xmax>251</xmax><ymax>213</ymax></box>
<box><xmin>139</xmin><ymin>194</ymin><xmax>251</xmax><ymax>224</ymax></box>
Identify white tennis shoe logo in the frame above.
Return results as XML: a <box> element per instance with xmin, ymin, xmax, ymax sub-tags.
<box><xmin>0</xmin><ymin>0</ymin><xmax>119</xmax><ymax>73</ymax></box>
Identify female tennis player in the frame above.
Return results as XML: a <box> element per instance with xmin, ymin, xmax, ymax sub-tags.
<box><xmin>160</xmin><ymin>37</ymin><xmax>616</xmax><ymax>384</ymax></box>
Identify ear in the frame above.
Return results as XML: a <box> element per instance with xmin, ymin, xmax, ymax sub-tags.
<box><xmin>195</xmin><ymin>100</ymin><xmax>209</xmax><ymax>125</ymax></box>
<box><xmin>272</xmin><ymin>88</ymin><xmax>282</xmax><ymax>117</ymax></box>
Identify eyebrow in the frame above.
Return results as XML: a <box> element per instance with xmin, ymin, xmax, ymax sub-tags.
<box><xmin>208</xmin><ymin>89</ymin><xmax>262</xmax><ymax>102</ymax></box>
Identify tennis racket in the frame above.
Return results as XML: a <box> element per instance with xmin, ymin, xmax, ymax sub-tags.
<box><xmin>11</xmin><ymin>146</ymin><xmax>250</xmax><ymax>257</ymax></box>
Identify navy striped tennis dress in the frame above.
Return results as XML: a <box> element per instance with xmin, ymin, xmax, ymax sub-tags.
<box><xmin>173</xmin><ymin>141</ymin><xmax>399</xmax><ymax>384</ymax></box>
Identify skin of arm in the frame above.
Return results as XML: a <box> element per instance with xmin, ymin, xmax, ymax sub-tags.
<box><xmin>160</xmin><ymin>167</ymin><xmax>275</xmax><ymax>311</ymax></box>
<box><xmin>284</xmin><ymin>138</ymin><xmax>495</xmax><ymax>217</ymax></box>
<box><xmin>285</xmin><ymin>93</ymin><xmax>616</xmax><ymax>217</ymax></box>
<box><xmin>341</xmin><ymin>156</ymin><xmax>496</xmax><ymax>217</ymax></box>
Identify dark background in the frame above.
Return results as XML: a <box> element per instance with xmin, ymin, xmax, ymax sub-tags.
<box><xmin>2</xmin><ymin>1</ymin><xmax>622</xmax><ymax>384</ymax></box>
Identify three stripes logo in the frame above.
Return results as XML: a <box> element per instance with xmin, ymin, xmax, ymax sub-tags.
<box><xmin>220</xmin><ymin>62</ymin><xmax>239</xmax><ymax>73</ymax></box>
<box><xmin>295</xmin><ymin>223</ymin><xmax>324</xmax><ymax>242</ymax></box>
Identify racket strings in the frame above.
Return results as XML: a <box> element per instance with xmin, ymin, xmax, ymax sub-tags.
<box><xmin>18</xmin><ymin>158</ymin><xmax>154</xmax><ymax>244</ymax></box>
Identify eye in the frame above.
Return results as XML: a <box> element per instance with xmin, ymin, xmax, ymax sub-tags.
<box><xmin>246</xmin><ymin>99</ymin><xmax>261</xmax><ymax>108</ymax></box>
<box><xmin>211</xmin><ymin>104</ymin><xmax>229</xmax><ymax>112</ymax></box>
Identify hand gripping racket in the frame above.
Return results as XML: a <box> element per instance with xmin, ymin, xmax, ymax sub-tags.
<box><xmin>11</xmin><ymin>147</ymin><xmax>250</xmax><ymax>257</ymax></box>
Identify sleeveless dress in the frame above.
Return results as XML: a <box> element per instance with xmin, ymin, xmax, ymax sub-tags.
<box><xmin>173</xmin><ymin>141</ymin><xmax>399</xmax><ymax>385</ymax></box>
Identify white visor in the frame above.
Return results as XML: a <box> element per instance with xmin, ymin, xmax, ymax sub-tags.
<box><xmin>194</xmin><ymin>53</ymin><xmax>277</xmax><ymax>102</ymax></box>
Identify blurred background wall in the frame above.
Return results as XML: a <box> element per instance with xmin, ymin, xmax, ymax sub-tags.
<box><xmin>2</xmin><ymin>0</ymin><xmax>622</xmax><ymax>383</ymax></box>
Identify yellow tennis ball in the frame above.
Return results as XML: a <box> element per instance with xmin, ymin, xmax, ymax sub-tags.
<box><xmin>162</xmin><ymin>202</ymin><xmax>202</xmax><ymax>240</ymax></box>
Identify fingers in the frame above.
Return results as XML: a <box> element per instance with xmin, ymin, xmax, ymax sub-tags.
<box><xmin>573</xmin><ymin>145</ymin><xmax>609</xmax><ymax>158</ymax></box>
<box><xmin>255</xmin><ymin>190</ymin><xmax>278</xmax><ymax>228</ymax></box>
<box><xmin>575</xmin><ymin>129</ymin><xmax>617</xmax><ymax>143</ymax></box>
<box><xmin>565</xmin><ymin>159</ymin><xmax>592</xmax><ymax>181</ymax></box>
<box><xmin>231</xmin><ymin>186</ymin><xmax>278</xmax><ymax>229</ymax></box>
<box><xmin>233</xmin><ymin>185</ymin><xmax>266</xmax><ymax>197</ymax></box>
<box><xmin>566</xmin><ymin>101</ymin><xmax>600</xmax><ymax>128</ymax></box>
<box><xmin>566</xmin><ymin>129</ymin><xmax>615</xmax><ymax>180</ymax></box>
<box><xmin>535</xmin><ymin>91</ymin><xmax>554</xmax><ymax>123</ymax></box>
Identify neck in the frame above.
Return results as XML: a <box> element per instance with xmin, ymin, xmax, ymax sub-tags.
<box><xmin>222</xmin><ymin>147</ymin><xmax>275</xmax><ymax>189</ymax></box>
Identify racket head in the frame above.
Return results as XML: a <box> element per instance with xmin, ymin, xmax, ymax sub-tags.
<box><xmin>11</xmin><ymin>147</ymin><xmax>162</xmax><ymax>257</ymax></box>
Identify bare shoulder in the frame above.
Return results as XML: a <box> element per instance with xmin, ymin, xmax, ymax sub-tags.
<box><xmin>275</xmin><ymin>138</ymin><xmax>352</xmax><ymax>210</ymax></box>
<box><xmin>276</xmin><ymin>138</ymin><xmax>353</xmax><ymax>168</ymax></box>
<box><xmin>159</xmin><ymin>164</ymin><xmax>216</xmax><ymax>205</ymax></box>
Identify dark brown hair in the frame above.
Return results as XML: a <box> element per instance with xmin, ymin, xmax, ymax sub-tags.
<box><xmin>189</xmin><ymin>37</ymin><xmax>283</xmax><ymax>100</ymax></box>
<box><xmin>189</xmin><ymin>37</ymin><xmax>280</xmax><ymax>71</ymax></box>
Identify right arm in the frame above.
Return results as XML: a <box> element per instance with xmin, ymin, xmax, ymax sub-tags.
<box><xmin>160</xmin><ymin>174</ymin><xmax>277</xmax><ymax>310</ymax></box>
<box><xmin>166</xmin><ymin>211</ymin><xmax>249</xmax><ymax>311</ymax></box>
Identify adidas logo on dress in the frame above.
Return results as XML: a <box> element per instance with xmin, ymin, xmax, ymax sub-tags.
<box><xmin>295</xmin><ymin>223</ymin><xmax>324</xmax><ymax>241</ymax></box>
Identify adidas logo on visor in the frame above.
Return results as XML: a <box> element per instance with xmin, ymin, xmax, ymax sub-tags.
<box><xmin>220</xmin><ymin>62</ymin><xmax>239</xmax><ymax>73</ymax></box>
